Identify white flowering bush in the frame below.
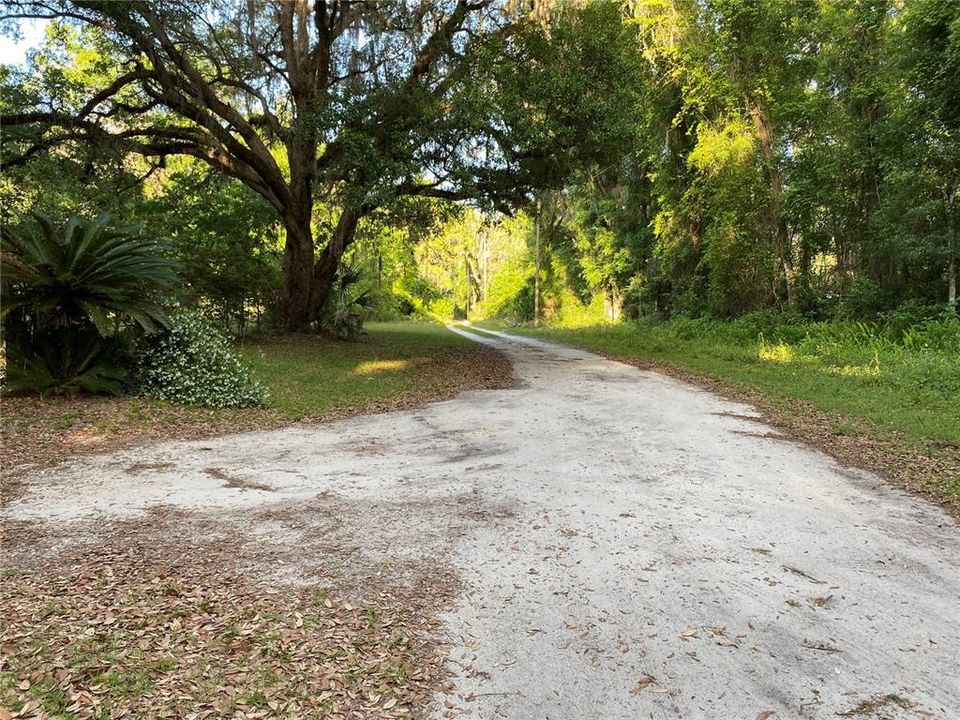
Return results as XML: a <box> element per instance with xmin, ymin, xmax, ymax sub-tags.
<box><xmin>138</xmin><ymin>309</ymin><xmax>268</xmax><ymax>408</ymax></box>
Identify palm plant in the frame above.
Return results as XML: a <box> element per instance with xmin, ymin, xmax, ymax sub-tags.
<box><xmin>318</xmin><ymin>266</ymin><xmax>374</xmax><ymax>339</ymax></box>
<box><xmin>3</xmin><ymin>328</ymin><xmax>130</xmax><ymax>396</ymax></box>
<box><xmin>1</xmin><ymin>213</ymin><xmax>179</xmax><ymax>394</ymax></box>
<box><xmin>1</xmin><ymin>213</ymin><xmax>178</xmax><ymax>335</ymax></box>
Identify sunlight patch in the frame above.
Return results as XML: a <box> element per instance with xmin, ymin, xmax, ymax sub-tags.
<box><xmin>826</xmin><ymin>364</ymin><xmax>881</xmax><ymax>378</ymax></box>
<box><xmin>352</xmin><ymin>359</ymin><xmax>411</xmax><ymax>376</ymax></box>
<box><xmin>758</xmin><ymin>342</ymin><xmax>795</xmax><ymax>364</ymax></box>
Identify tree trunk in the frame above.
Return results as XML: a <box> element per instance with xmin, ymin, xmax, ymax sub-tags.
<box><xmin>281</xmin><ymin>127</ymin><xmax>318</xmax><ymax>332</ymax></box>
<box><xmin>779</xmin><ymin>219</ymin><xmax>797</xmax><ymax>307</ymax></box>
<box><xmin>947</xmin><ymin>187</ymin><xmax>957</xmax><ymax>312</ymax></box>
<box><xmin>607</xmin><ymin>284</ymin><xmax>620</xmax><ymax>321</ymax></box>
<box><xmin>282</xmin><ymin>202</ymin><xmax>364</xmax><ymax>333</ymax></box>
<box><xmin>751</xmin><ymin>104</ymin><xmax>795</xmax><ymax>307</ymax></box>
<box><xmin>281</xmin><ymin>209</ymin><xmax>316</xmax><ymax>332</ymax></box>
<box><xmin>797</xmin><ymin>228</ymin><xmax>812</xmax><ymax>309</ymax></box>
<box><xmin>534</xmin><ymin>215</ymin><xmax>541</xmax><ymax>327</ymax></box>
<box><xmin>949</xmin><ymin>256</ymin><xmax>956</xmax><ymax>311</ymax></box>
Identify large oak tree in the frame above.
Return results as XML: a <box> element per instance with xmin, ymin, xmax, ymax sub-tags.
<box><xmin>1</xmin><ymin>0</ymin><xmax>640</xmax><ymax>330</ymax></box>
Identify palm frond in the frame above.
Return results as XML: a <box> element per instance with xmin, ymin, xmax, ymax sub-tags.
<box><xmin>1</xmin><ymin>212</ymin><xmax>180</xmax><ymax>336</ymax></box>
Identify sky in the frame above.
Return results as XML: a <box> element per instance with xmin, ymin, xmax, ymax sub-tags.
<box><xmin>0</xmin><ymin>18</ymin><xmax>47</xmax><ymax>67</ymax></box>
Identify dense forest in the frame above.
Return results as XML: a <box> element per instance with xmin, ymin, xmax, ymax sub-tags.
<box><xmin>2</xmin><ymin>0</ymin><xmax>958</xmax><ymax>342</ymax></box>
<box><xmin>408</xmin><ymin>0</ymin><xmax>960</xmax><ymax>325</ymax></box>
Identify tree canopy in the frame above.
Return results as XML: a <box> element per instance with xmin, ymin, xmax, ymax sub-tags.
<box><xmin>2</xmin><ymin>0</ymin><xmax>958</xmax><ymax>331</ymax></box>
<box><xmin>2</xmin><ymin>0</ymin><xmax>641</xmax><ymax>329</ymax></box>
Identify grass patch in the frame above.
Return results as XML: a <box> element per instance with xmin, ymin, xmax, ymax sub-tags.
<box><xmin>476</xmin><ymin>318</ymin><xmax>960</xmax><ymax>515</ymax></box>
<box><xmin>241</xmin><ymin>322</ymin><xmax>493</xmax><ymax>419</ymax></box>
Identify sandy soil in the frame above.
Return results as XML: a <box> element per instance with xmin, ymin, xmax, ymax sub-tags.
<box><xmin>4</xmin><ymin>328</ymin><xmax>958</xmax><ymax>719</ymax></box>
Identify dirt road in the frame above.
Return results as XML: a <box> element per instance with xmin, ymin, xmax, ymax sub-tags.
<box><xmin>5</xmin><ymin>328</ymin><xmax>959</xmax><ymax>719</ymax></box>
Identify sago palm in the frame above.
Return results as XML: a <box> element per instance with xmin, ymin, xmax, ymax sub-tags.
<box><xmin>1</xmin><ymin>212</ymin><xmax>179</xmax><ymax>336</ymax></box>
<box><xmin>1</xmin><ymin>213</ymin><xmax>179</xmax><ymax>395</ymax></box>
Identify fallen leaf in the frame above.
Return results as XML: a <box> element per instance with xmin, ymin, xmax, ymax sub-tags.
<box><xmin>629</xmin><ymin>675</ymin><xmax>656</xmax><ymax>695</ymax></box>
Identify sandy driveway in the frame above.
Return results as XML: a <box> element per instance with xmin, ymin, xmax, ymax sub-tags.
<box><xmin>5</xmin><ymin>328</ymin><xmax>959</xmax><ymax>719</ymax></box>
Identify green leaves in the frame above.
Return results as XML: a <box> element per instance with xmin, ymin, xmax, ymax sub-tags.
<box><xmin>1</xmin><ymin>212</ymin><xmax>179</xmax><ymax>396</ymax></box>
<box><xmin>1</xmin><ymin>212</ymin><xmax>179</xmax><ymax>336</ymax></box>
<box><xmin>3</xmin><ymin>328</ymin><xmax>130</xmax><ymax>396</ymax></box>
<box><xmin>688</xmin><ymin>119</ymin><xmax>758</xmax><ymax>175</ymax></box>
<box><xmin>902</xmin><ymin>0</ymin><xmax>960</xmax><ymax>132</ymax></box>
<box><xmin>137</xmin><ymin>309</ymin><xmax>267</xmax><ymax>409</ymax></box>
<box><xmin>468</xmin><ymin>3</ymin><xmax>644</xmax><ymax>196</ymax></box>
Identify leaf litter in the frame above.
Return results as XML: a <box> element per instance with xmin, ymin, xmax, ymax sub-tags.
<box><xmin>1</xmin><ymin>342</ymin><xmax>513</xmax><ymax>505</ymax></box>
<box><xmin>0</xmin><ymin>485</ymin><xmax>507</xmax><ymax>719</ymax></box>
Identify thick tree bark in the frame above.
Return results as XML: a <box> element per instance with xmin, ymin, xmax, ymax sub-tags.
<box><xmin>281</xmin><ymin>205</ymin><xmax>367</xmax><ymax>331</ymax></box>
<box><xmin>279</xmin><ymin>133</ymin><xmax>319</xmax><ymax>330</ymax></box>
<box><xmin>280</xmin><ymin>208</ymin><xmax>316</xmax><ymax>332</ymax></box>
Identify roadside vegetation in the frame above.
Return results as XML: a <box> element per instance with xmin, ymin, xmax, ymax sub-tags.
<box><xmin>1</xmin><ymin>1</ymin><xmax>958</xmax><ymax>717</ymax></box>
<box><xmin>242</xmin><ymin>323</ymin><xmax>507</xmax><ymax>420</ymax></box>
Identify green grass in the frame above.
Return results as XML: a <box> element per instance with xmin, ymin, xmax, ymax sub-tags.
<box><xmin>239</xmin><ymin>321</ymin><xmax>475</xmax><ymax>419</ymax></box>
<box><xmin>4</xmin><ymin>321</ymin><xmax>503</xmax><ymax>472</ymax></box>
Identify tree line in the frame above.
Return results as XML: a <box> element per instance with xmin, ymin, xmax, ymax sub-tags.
<box><xmin>2</xmin><ymin>0</ymin><xmax>958</xmax><ymax>338</ymax></box>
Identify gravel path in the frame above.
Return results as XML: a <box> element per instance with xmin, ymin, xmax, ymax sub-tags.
<box><xmin>5</xmin><ymin>328</ymin><xmax>959</xmax><ymax>719</ymax></box>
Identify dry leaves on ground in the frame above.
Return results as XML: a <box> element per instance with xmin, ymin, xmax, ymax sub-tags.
<box><xmin>0</xmin><ymin>397</ymin><xmax>285</xmax><ymax>480</ymax></box>
<box><xmin>0</xmin><ymin>523</ymin><xmax>454</xmax><ymax>720</ymax></box>
<box><xmin>1</xmin><ymin>475</ymin><xmax>483</xmax><ymax>720</ymax></box>
<box><xmin>0</xmin><ymin>343</ymin><xmax>513</xmax><ymax>503</ymax></box>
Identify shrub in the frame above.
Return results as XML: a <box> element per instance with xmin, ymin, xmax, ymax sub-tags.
<box><xmin>731</xmin><ymin>308</ymin><xmax>808</xmax><ymax>343</ymax></box>
<box><xmin>138</xmin><ymin>310</ymin><xmax>267</xmax><ymax>408</ymax></box>
<box><xmin>318</xmin><ymin>267</ymin><xmax>372</xmax><ymax>339</ymax></box>
<box><xmin>1</xmin><ymin>213</ymin><xmax>179</xmax><ymax>395</ymax></box>
<box><xmin>839</xmin><ymin>276</ymin><xmax>894</xmax><ymax>319</ymax></box>
<box><xmin>879</xmin><ymin>300</ymin><xmax>948</xmax><ymax>340</ymax></box>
